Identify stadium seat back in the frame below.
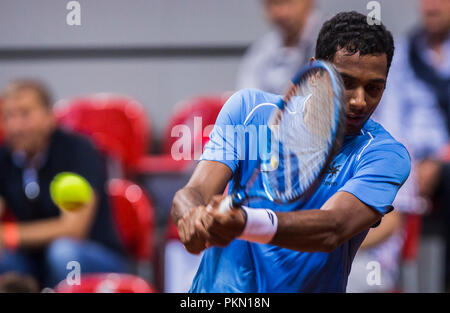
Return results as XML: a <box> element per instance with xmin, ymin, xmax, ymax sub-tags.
<box><xmin>401</xmin><ymin>214</ymin><xmax>422</xmax><ymax>261</ymax></box>
<box><xmin>55</xmin><ymin>273</ymin><xmax>156</xmax><ymax>293</ymax></box>
<box><xmin>55</xmin><ymin>94</ymin><xmax>151</xmax><ymax>172</ymax></box>
<box><xmin>162</xmin><ymin>94</ymin><xmax>229</xmax><ymax>155</ymax></box>
<box><xmin>108</xmin><ymin>179</ymin><xmax>155</xmax><ymax>261</ymax></box>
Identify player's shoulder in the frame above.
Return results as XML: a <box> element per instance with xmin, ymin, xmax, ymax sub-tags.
<box><xmin>237</xmin><ymin>88</ymin><xmax>280</xmax><ymax>107</ymax></box>
<box><xmin>358</xmin><ymin>119</ymin><xmax>411</xmax><ymax>161</ymax></box>
<box><xmin>351</xmin><ymin>119</ymin><xmax>412</xmax><ymax>182</ymax></box>
<box><xmin>223</xmin><ymin>88</ymin><xmax>281</xmax><ymax>125</ymax></box>
<box><xmin>230</xmin><ymin>88</ymin><xmax>280</xmax><ymax>103</ymax></box>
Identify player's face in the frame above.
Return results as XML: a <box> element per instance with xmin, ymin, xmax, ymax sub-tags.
<box><xmin>263</xmin><ymin>0</ymin><xmax>314</xmax><ymax>39</ymax></box>
<box><xmin>420</xmin><ymin>0</ymin><xmax>450</xmax><ymax>36</ymax></box>
<box><xmin>1</xmin><ymin>89</ymin><xmax>54</xmax><ymax>156</ymax></box>
<box><xmin>332</xmin><ymin>49</ymin><xmax>388</xmax><ymax>135</ymax></box>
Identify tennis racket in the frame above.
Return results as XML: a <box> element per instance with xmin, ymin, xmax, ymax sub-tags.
<box><xmin>219</xmin><ymin>60</ymin><xmax>346</xmax><ymax>212</ymax></box>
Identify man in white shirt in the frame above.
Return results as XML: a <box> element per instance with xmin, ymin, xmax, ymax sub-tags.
<box><xmin>236</xmin><ymin>0</ymin><xmax>322</xmax><ymax>95</ymax></box>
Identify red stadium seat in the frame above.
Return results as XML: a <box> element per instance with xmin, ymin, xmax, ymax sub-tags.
<box><xmin>54</xmin><ymin>273</ymin><xmax>156</xmax><ymax>293</ymax></box>
<box><xmin>166</xmin><ymin>218</ymin><xmax>179</xmax><ymax>240</ymax></box>
<box><xmin>396</xmin><ymin>213</ymin><xmax>422</xmax><ymax>293</ymax></box>
<box><xmin>134</xmin><ymin>93</ymin><xmax>229</xmax><ymax>174</ymax></box>
<box><xmin>401</xmin><ymin>214</ymin><xmax>422</xmax><ymax>261</ymax></box>
<box><xmin>108</xmin><ymin>178</ymin><xmax>155</xmax><ymax>262</ymax></box>
<box><xmin>55</xmin><ymin>94</ymin><xmax>151</xmax><ymax>175</ymax></box>
<box><xmin>162</xmin><ymin>93</ymin><xmax>229</xmax><ymax>155</ymax></box>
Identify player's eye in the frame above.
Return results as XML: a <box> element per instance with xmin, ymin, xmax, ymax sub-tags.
<box><xmin>342</xmin><ymin>77</ymin><xmax>357</xmax><ymax>90</ymax></box>
<box><xmin>365</xmin><ymin>84</ymin><xmax>384</xmax><ymax>98</ymax></box>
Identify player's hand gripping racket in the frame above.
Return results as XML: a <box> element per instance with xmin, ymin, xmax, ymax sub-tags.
<box><xmin>219</xmin><ymin>60</ymin><xmax>346</xmax><ymax>213</ymax></box>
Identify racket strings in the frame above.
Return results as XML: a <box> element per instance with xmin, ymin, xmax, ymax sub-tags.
<box><xmin>266</xmin><ymin>65</ymin><xmax>343</xmax><ymax>202</ymax></box>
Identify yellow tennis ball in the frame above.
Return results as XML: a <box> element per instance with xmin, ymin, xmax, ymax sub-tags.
<box><xmin>50</xmin><ymin>172</ymin><xmax>93</xmax><ymax>212</ymax></box>
<box><xmin>270</xmin><ymin>156</ymin><xmax>279</xmax><ymax>170</ymax></box>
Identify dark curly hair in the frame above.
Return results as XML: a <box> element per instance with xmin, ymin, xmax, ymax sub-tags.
<box><xmin>315</xmin><ymin>11</ymin><xmax>394</xmax><ymax>73</ymax></box>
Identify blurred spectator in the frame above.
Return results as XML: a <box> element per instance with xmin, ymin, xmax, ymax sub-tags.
<box><xmin>0</xmin><ymin>79</ymin><xmax>128</xmax><ymax>288</ymax></box>
<box><xmin>373</xmin><ymin>0</ymin><xmax>450</xmax><ymax>291</ymax></box>
<box><xmin>0</xmin><ymin>272</ymin><xmax>40</xmax><ymax>293</ymax></box>
<box><xmin>236</xmin><ymin>0</ymin><xmax>322</xmax><ymax>94</ymax></box>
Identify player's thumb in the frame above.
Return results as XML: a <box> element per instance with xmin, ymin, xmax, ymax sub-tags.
<box><xmin>206</xmin><ymin>195</ymin><xmax>225</xmax><ymax>212</ymax></box>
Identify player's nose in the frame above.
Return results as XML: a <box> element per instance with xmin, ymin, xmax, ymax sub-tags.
<box><xmin>348</xmin><ymin>87</ymin><xmax>367</xmax><ymax>112</ymax></box>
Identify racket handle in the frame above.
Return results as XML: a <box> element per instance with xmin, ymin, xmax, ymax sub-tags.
<box><xmin>218</xmin><ymin>195</ymin><xmax>233</xmax><ymax>213</ymax></box>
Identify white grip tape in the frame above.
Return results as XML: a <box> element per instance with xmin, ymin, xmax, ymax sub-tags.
<box><xmin>238</xmin><ymin>206</ymin><xmax>278</xmax><ymax>244</ymax></box>
<box><xmin>218</xmin><ymin>195</ymin><xmax>233</xmax><ymax>213</ymax></box>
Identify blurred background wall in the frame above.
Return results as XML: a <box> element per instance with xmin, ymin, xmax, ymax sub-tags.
<box><xmin>0</xmin><ymin>0</ymin><xmax>419</xmax><ymax>141</ymax></box>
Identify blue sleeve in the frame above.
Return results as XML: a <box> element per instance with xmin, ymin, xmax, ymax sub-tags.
<box><xmin>339</xmin><ymin>142</ymin><xmax>411</xmax><ymax>216</ymax></box>
<box><xmin>200</xmin><ymin>90</ymin><xmax>246</xmax><ymax>173</ymax></box>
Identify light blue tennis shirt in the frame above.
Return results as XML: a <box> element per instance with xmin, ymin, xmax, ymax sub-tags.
<box><xmin>190</xmin><ymin>88</ymin><xmax>411</xmax><ymax>293</ymax></box>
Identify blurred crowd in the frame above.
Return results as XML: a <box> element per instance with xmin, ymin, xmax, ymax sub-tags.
<box><xmin>0</xmin><ymin>0</ymin><xmax>449</xmax><ymax>293</ymax></box>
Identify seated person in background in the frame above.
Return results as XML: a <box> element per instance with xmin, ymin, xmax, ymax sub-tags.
<box><xmin>373</xmin><ymin>0</ymin><xmax>450</xmax><ymax>291</ymax></box>
<box><xmin>0</xmin><ymin>79</ymin><xmax>128</xmax><ymax>289</ymax></box>
<box><xmin>236</xmin><ymin>0</ymin><xmax>323</xmax><ymax>95</ymax></box>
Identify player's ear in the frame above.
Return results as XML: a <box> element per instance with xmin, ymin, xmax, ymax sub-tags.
<box><xmin>309</xmin><ymin>57</ymin><xmax>316</xmax><ymax>64</ymax></box>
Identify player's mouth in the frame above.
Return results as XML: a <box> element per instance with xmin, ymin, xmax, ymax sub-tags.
<box><xmin>346</xmin><ymin>114</ymin><xmax>365</xmax><ymax>126</ymax></box>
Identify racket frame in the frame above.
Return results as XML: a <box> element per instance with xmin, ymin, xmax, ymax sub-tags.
<box><xmin>224</xmin><ymin>60</ymin><xmax>346</xmax><ymax>211</ymax></box>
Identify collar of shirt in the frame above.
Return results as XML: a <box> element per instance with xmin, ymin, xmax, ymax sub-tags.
<box><xmin>12</xmin><ymin>150</ymin><xmax>47</xmax><ymax>170</ymax></box>
<box><xmin>417</xmin><ymin>31</ymin><xmax>450</xmax><ymax>77</ymax></box>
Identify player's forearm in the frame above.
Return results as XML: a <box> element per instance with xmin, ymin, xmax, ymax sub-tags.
<box><xmin>235</xmin><ymin>192</ymin><xmax>381</xmax><ymax>253</ymax></box>
<box><xmin>171</xmin><ymin>186</ymin><xmax>207</xmax><ymax>224</ymax></box>
<box><xmin>270</xmin><ymin>209</ymin><xmax>343</xmax><ymax>253</ymax></box>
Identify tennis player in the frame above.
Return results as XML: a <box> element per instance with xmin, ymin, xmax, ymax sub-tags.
<box><xmin>171</xmin><ymin>11</ymin><xmax>411</xmax><ymax>292</ymax></box>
